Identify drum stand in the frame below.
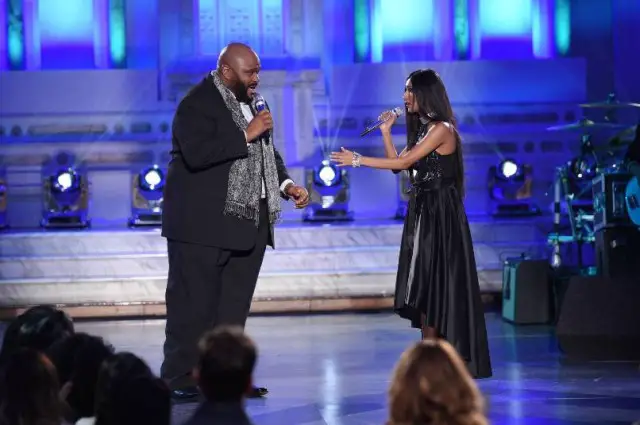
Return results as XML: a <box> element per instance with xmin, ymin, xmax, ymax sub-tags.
<box><xmin>548</xmin><ymin>135</ymin><xmax>597</xmax><ymax>270</ymax></box>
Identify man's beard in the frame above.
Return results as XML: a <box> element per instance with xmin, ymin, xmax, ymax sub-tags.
<box><xmin>231</xmin><ymin>79</ymin><xmax>252</xmax><ymax>103</ymax></box>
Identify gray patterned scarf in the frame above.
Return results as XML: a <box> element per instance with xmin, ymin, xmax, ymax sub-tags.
<box><xmin>211</xmin><ymin>71</ymin><xmax>282</xmax><ymax>226</ymax></box>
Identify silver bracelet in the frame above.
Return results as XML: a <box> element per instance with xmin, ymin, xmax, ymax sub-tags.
<box><xmin>352</xmin><ymin>152</ymin><xmax>362</xmax><ymax>167</ymax></box>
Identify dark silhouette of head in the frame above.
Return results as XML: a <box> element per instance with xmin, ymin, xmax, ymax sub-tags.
<box><xmin>0</xmin><ymin>305</ymin><xmax>74</xmax><ymax>366</ymax></box>
<box><xmin>216</xmin><ymin>42</ymin><xmax>261</xmax><ymax>103</ymax></box>
<box><xmin>95</xmin><ymin>376</ymin><xmax>171</xmax><ymax>425</ymax></box>
<box><xmin>94</xmin><ymin>353</ymin><xmax>167</xmax><ymax>425</ymax></box>
<box><xmin>387</xmin><ymin>339</ymin><xmax>487</xmax><ymax>425</ymax></box>
<box><xmin>46</xmin><ymin>333</ymin><xmax>115</xmax><ymax>420</ymax></box>
<box><xmin>0</xmin><ymin>348</ymin><xmax>62</xmax><ymax>425</ymax></box>
<box><xmin>195</xmin><ymin>326</ymin><xmax>257</xmax><ymax>402</ymax></box>
<box><xmin>94</xmin><ymin>352</ymin><xmax>154</xmax><ymax>415</ymax></box>
<box><xmin>403</xmin><ymin>69</ymin><xmax>465</xmax><ymax>197</ymax></box>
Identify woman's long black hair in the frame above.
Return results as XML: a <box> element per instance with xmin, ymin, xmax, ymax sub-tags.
<box><xmin>405</xmin><ymin>69</ymin><xmax>465</xmax><ymax>198</ymax></box>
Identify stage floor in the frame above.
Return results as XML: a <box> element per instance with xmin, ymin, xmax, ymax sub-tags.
<box><xmin>8</xmin><ymin>312</ymin><xmax>635</xmax><ymax>425</ymax></box>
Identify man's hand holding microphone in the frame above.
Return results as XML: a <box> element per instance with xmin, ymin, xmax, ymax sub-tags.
<box><xmin>245</xmin><ymin>110</ymin><xmax>273</xmax><ymax>143</ymax></box>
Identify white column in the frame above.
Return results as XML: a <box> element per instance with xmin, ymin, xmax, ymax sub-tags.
<box><xmin>283</xmin><ymin>0</ymin><xmax>303</xmax><ymax>57</ymax></box>
<box><xmin>194</xmin><ymin>0</ymin><xmax>219</xmax><ymax>56</ymax></box>
<box><xmin>93</xmin><ymin>0</ymin><xmax>109</xmax><ymax>69</ymax></box>
<box><xmin>216</xmin><ymin>0</ymin><xmax>260</xmax><ymax>51</ymax></box>
<box><xmin>260</xmin><ymin>0</ymin><xmax>285</xmax><ymax>56</ymax></box>
<box><xmin>284</xmin><ymin>0</ymin><xmax>323</xmax><ymax>59</ymax></box>
<box><xmin>23</xmin><ymin>0</ymin><xmax>40</xmax><ymax>69</ymax></box>
<box><xmin>283</xmin><ymin>70</ymin><xmax>320</xmax><ymax>163</ymax></box>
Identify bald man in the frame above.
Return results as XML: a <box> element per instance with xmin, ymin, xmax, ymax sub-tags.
<box><xmin>161</xmin><ymin>43</ymin><xmax>309</xmax><ymax>402</ymax></box>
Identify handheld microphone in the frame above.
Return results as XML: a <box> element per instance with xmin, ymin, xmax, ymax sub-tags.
<box><xmin>254</xmin><ymin>94</ymin><xmax>266</xmax><ymax>113</ymax></box>
<box><xmin>252</xmin><ymin>94</ymin><xmax>270</xmax><ymax>144</ymax></box>
<box><xmin>360</xmin><ymin>107</ymin><xmax>404</xmax><ymax>137</ymax></box>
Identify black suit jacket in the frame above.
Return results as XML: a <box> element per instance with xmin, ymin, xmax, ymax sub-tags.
<box><xmin>162</xmin><ymin>75</ymin><xmax>291</xmax><ymax>250</ymax></box>
<box><xmin>183</xmin><ymin>401</ymin><xmax>253</xmax><ymax>425</ymax></box>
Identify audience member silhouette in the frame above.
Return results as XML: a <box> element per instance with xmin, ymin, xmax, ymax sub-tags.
<box><xmin>0</xmin><ymin>348</ymin><xmax>62</xmax><ymax>425</ymax></box>
<box><xmin>0</xmin><ymin>305</ymin><xmax>74</xmax><ymax>367</ymax></box>
<box><xmin>183</xmin><ymin>326</ymin><xmax>257</xmax><ymax>425</ymax></box>
<box><xmin>47</xmin><ymin>333</ymin><xmax>115</xmax><ymax>423</ymax></box>
<box><xmin>387</xmin><ymin>339</ymin><xmax>488</xmax><ymax>425</ymax></box>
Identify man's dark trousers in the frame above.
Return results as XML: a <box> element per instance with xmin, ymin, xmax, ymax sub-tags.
<box><xmin>161</xmin><ymin>200</ymin><xmax>270</xmax><ymax>389</ymax></box>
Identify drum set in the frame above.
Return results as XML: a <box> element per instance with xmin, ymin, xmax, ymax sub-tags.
<box><xmin>544</xmin><ymin>94</ymin><xmax>639</xmax><ymax>269</ymax></box>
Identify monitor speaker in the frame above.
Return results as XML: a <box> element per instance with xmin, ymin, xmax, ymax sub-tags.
<box><xmin>595</xmin><ymin>226</ymin><xmax>640</xmax><ymax>278</ymax></box>
<box><xmin>501</xmin><ymin>258</ymin><xmax>552</xmax><ymax>324</ymax></box>
<box><xmin>556</xmin><ymin>275</ymin><xmax>640</xmax><ymax>361</ymax></box>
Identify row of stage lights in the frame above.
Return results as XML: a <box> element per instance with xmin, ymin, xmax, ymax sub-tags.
<box><xmin>0</xmin><ymin>155</ymin><xmax>595</xmax><ymax>230</ymax></box>
<box><xmin>38</xmin><ymin>164</ymin><xmax>166</xmax><ymax>228</ymax></box>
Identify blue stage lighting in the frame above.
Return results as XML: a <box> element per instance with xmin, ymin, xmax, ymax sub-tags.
<box><xmin>52</xmin><ymin>169</ymin><xmax>80</xmax><ymax>193</ymax></box>
<box><xmin>129</xmin><ymin>165</ymin><xmax>165</xmax><ymax>227</ymax></box>
<box><xmin>303</xmin><ymin>160</ymin><xmax>353</xmax><ymax>222</ymax></box>
<box><xmin>41</xmin><ymin>153</ymin><xmax>90</xmax><ymax>229</ymax></box>
<box><xmin>488</xmin><ymin>159</ymin><xmax>539</xmax><ymax>217</ymax></box>
<box><xmin>499</xmin><ymin>159</ymin><xmax>519</xmax><ymax>179</ymax></box>
<box><xmin>140</xmin><ymin>166</ymin><xmax>164</xmax><ymax>191</ymax></box>
<box><xmin>315</xmin><ymin>161</ymin><xmax>341</xmax><ymax>187</ymax></box>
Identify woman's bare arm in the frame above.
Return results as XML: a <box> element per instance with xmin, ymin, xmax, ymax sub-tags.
<box><xmin>358</xmin><ymin>124</ymin><xmax>450</xmax><ymax>170</ymax></box>
<box><xmin>382</xmin><ymin>130</ymin><xmax>401</xmax><ymax>159</ymax></box>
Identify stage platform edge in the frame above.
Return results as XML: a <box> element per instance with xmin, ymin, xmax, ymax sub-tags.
<box><xmin>0</xmin><ymin>217</ymin><xmax>548</xmax><ymax>319</ymax></box>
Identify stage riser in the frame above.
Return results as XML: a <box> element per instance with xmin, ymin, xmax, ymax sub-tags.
<box><xmin>0</xmin><ymin>218</ymin><xmax>548</xmax><ymax>310</ymax></box>
<box><xmin>0</xmin><ymin>270</ymin><xmax>502</xmax><ymax>307</ymax></box>
<box><xmin>0</xmin><ymin>241</ymin><xmax>544</xmax><ymax>281</ymax></box>
<box><xmin>0</xmin><ymin>221</ymin><xmax>545</xmax><ymax>257</ymax></box>
<box><xmin>0</xmin><ymin>247</ymin><xmax>394</xmax><ymax>279</ymax></box>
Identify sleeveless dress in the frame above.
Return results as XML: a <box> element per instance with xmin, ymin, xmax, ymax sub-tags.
<box><xmin>394</xmin><ymin>124</ymin><xmax>493</xmax><ymax>379</ymax></box>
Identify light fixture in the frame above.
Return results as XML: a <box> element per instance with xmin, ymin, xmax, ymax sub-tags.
<box><xmin>303</xmin><ymin>160</ymin><xmax>353</xmax><ymax>222</ymax></box>
<box><xmin>487</xmin><ymin>159</ymin><xmax>539</xmax><ymax>217</ymax></box>
<box><xmin>0</xmin><ymin>166</ymin><xmax>7</xmax><ymax>229</ymax></box>
<box><xmin>129</xmin><ymin>165</ymin><xmax>165</xmax><ymax>227</ymax></box>
<box><xmin>41</xmin><ymin>152</ymin><xmax>90</xmax><ymax>228</ymax></box>
<box><xmin>395</xmin><ymin>171</ymin><xmax>411</xmax><ymax>220</ymax></box>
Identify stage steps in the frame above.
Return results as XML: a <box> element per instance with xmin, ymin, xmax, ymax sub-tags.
<box><xmin>0</xmin><ymin>217</ymin><xmax>549</xmax><ymax>316</ymax></box>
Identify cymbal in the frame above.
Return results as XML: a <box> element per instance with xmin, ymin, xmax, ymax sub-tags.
<box><xmin>579</xmin><ymin>101</ymin><xmax>640</xmax><ymax>108</ymax></box>
<box><xmin>546</xmin><ymin>119</ymin><xmax>628</xmax><ymax>131</ymax></box>
<box><xmin>607</xmin><ymin>125</ymin><xmax>638</xmax><ymax>146</ymax></box>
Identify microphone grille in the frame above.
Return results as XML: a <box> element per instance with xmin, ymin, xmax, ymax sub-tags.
<box><xmin>393</xmin><ymin>107</ymin><xmax>405</xmax><ymax>116</ymax></box>
<box><xmin>253</xmin><ymin>94</ymin><xmax>266</xmax><ymax>112</ymax></box>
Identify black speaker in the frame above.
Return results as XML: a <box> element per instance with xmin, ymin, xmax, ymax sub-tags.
<box><xmin>501</xmin><ymin>258</ymin><xmax>552</xmax><ymax>324</ymax></box>
<box><xmin>592</xmin><ymin>172</ymin><xmax>632</xmax><ymax>232</ymax></box>
<box><xmin>595</xmin><ymin>225</ymin><xmax>640</xmax><ymax>278</ymax></box>
<box><xmin>556</xmin><ymin>275</ymin><xmax>640</xmax><ymax>361</ymax></box>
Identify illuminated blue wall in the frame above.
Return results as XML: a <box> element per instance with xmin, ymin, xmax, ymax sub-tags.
<box><xmin>2</xmin><ymin>0</ymin><xmax>573</xmax><ymax>71</ymax></box>
<box><xmin>352</xmin><ymin>0</ymin><xmax>569</xmax><ymax>61</ymax></box>
<box><xmin>38</xmin><ymin>0</ymin><xmax>97</xmax><ymax>69</ymax></box>
<box><xmin>2</xmin><ymin>0</ymin><xmax>127</xmax><ymax>69</ymax></box>
<box><xmin>0</xmin><ymin>0</ymin><xmax>620</xmax><ymax>73</ymax></box>
<box><xmin>0</xmin><ymin>0</ymin><xmax>635</xmax><ymax>102</ymax></box>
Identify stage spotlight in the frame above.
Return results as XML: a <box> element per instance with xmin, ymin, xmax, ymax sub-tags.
<box><xmin>41</xmin><ymin>153</ymin><xmax>90</xmax><ymax>228</ymax></box>
<box><xmin>0</xmin><ymin>167</ymin><xmax>7</xmax><ymax>229</ymax></box>
<box><xmin>395</xmin><ymin>171</ymin><xmax>411</xmax><ymax>220</ymax></box>
<box><xmin>487</xmin><ymin>159</ymin><xmax>540</xmax><ymax>217</ymax></box>
<box><xmin>303</xmin><ymin>160</ymin><xmax>353</xmax><ymax>222</ymax></box>
<box><xmin>129</xmin><ymin>165</ymin><xmax>165</xmax><ymax>227</ymax></box>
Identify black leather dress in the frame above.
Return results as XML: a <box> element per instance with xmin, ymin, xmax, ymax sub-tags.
<box><xmin>394</xmin><ymin>124</ymin><xmax>493</xmax><ymax>379</ymax></box>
